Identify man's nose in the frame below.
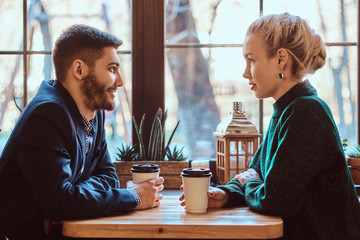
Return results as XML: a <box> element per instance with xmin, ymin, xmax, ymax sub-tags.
<box><xmin>116</xmin><ymin>70</ymin><xmax>124</xmax><ymax>87</ymax></box>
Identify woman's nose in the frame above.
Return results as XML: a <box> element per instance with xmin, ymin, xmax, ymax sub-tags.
<box><xmin>242</xmin><ymin>66</ymin><xmax>250</xmax><ymax>80</ymax></box>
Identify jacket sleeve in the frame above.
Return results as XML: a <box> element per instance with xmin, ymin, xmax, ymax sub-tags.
<box><xmin>242</xmin><ymin>98</ymin><xmax>343</xmax><ymax>217</ymax></box>
<box><xmin>17</xmin><ymin>103</ymin><xmax>137</xmax><ymax>220</ymax></box>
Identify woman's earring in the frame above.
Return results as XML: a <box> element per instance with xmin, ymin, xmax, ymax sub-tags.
<box><xmin>279</xmin><ymin>73</ymin><xmax>284</xmax><ymax>79</ymax></box>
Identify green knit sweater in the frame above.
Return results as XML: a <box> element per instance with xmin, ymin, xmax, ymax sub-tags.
<box><xmin>217</xmin><ymin>80</ymin><xmax>360</xmax><ymax>240</ymax></box>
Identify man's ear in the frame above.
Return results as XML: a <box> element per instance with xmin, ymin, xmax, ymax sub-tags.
<box><xmin>276</xmin><ymin>48</ymin><xmax>289</xmax><ymax>70</ymax></box>
<box><xmin>72</xmin><ymin>59</ymin><xmax>89</xmax><ymax>80</ymax></box>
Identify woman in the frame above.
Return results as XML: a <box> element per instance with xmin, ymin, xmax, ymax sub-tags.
<box><xmin>181</xmin><ymin>13</ymin><xmax>360</xmax><ymax>239</ymax></box>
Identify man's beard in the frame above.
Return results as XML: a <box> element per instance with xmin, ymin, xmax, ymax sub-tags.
<box><xmin>81</xmin><ymin>72</ymin><xmax>115</xmax><ymax>111</ymax></box>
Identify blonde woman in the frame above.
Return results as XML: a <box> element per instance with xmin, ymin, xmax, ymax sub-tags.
<box><xmin>181</xmin><ymin>13</ymin><xmax>360</xmax><ymax>239</ymax></box>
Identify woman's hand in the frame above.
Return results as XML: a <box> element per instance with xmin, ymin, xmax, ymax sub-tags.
<box><xmin>179</xmin><ymin>186</ymin><xmax>229</xmax><ymax>209</ymax></box>
<box><xmin>207</xmin><ymin>187</ymin><xmax>229</xmax><ymax>208</ymax></box>
<box><xmin>234</xmin><ymin>168</ymin><xmax>260</xmax><ymax>185</ymax></box>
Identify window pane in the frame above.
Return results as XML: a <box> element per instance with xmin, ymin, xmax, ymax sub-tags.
<box><xmin>263</xmin><ymin>0</ymin><xmax>357</xmax><ymax>42</ymax></box>
<box><xmin>0</xmin><ymin>0</ymin><xmax>23</xmax><ymax>51</ymax></box>
<box><xmin>166</xmin><ymin>0</ymin><xmax>259</xmax><ymax>44</ymax></box>
<box><xmin>31</xmin><ymin>0</ymin><xmax>131</xmax><ymax>51</ymax></box>
<box><xmin>309</xmin><ymin>46</ymin><xmax>357</xmax><ymax>143</ymax></box>
<box><xmin>28</xmin><ymin>54</ymin><xmax>54</xmax><ymax>101</ymax></box>
<box><xmin>0</xmin><ymin>55</ymin><xmax>23</xmax><ymax>150</ymax></box>
<box><xmin>165</xmin><ymin>46</ymin><xmax>261</xmax><ymax>159</ymax></box>
<box><xmin>165</xmin><ymin>0</ymin><xmax>262</xmax><ymax>159</ymax></box>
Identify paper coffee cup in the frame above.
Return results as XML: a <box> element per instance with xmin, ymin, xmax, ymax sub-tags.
<box><xmin>181</xmin><ymin>168</ymin><xmax>212</xmax><ymax>213</ymax></box>
<box><xmin>131</xmin><ymin>164</ymin><xmax>160</xmax><ymax>184</ymax></box>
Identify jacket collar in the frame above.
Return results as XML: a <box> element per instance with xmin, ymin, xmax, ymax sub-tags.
<box><xmin>52</xmin><ymin>80</ymin><xmax>88</xmax><ymax>156</ymax></box>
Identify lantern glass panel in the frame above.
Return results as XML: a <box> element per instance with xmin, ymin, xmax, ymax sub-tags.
<box><xmin>238</xmin><ymin>141</ymin><xmax>246</xmax><ymax>154</ymax></box>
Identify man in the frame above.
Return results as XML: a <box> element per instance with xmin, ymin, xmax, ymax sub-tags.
<box><xmin>0</xmin><ymin>25</ymin><xmax>164</xmax><ymax>240</ymax></box>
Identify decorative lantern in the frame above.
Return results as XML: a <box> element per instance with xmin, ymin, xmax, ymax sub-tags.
<box><xmin>213</xmin><ymin>102</ymin><xmax>261</xmax><ymax>185</ymax></box>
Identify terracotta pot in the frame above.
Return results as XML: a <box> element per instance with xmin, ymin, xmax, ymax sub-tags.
<box><xmin>113</xmin><ymin>160</ymin><xmax>189</xmax><ymax>189</ymax></box>
<box><xmin>347</xmin><ymin>157</ymin><xmax>360</xmax><ymax>185</ymax></box>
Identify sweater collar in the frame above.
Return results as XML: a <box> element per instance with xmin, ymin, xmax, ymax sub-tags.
<box><xmin>273</xmin><ymin>79</ymin><xmax>317</xmax><ymax>117</ymax></box>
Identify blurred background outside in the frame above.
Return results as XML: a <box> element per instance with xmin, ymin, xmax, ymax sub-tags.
<box><xmin>0</xmin><ymin>0</ymin><xmax>357</xmax><ymax>160</ymax></box>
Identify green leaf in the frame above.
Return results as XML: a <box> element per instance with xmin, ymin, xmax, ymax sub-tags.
<box><xmin>162</xmin><ymin>120</ymin><xmax>180</xmax><ymax>160</ymax></box>
<box><xmin>133</xmin><ymin>114</ymin><xmax>147</xmax><ymax>160</ymax></box>
<box><xmin>115</xmin><ymin>143</ymin><xmax>139</xmax><ymax>161</ymax></box>
<box><xmin>132</xmin><ymin>108</ymin><xmax>181</xmax><ymax>161</ymax></box>
<box><xmin>166</xmin><ymin>145</ymin><xmax>188</xmax><ymax>161</ymax></box>
<box><xmin>150</xmin><ymin>117</ymin><xmax>162</xmax><ymax>160</ymax></box>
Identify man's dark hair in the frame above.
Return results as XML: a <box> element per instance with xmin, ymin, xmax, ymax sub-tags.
<box><xmin>52</xmin><ymin>24</ymin><xmax>123</xmax><ymax>82</ymax></box>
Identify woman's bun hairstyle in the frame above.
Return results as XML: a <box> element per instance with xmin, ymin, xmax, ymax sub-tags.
<box><xmin>246</xmin><ymin>12</ymin><xmax>327</xmax><ymax>78</ymax></box>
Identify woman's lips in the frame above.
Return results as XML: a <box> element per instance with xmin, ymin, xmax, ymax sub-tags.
<box><xmin>249</xmin><ymin>83</ymin><xmax>256</xmax><ymax>91</ymax></box>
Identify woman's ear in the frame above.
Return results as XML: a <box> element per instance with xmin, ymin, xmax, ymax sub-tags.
<box><xmin>277</xmin><ymin>48</ymin><xmax>289</xmax><ymax>70</ymax></box>
<box><xmin>72</xmin><ymin>59</ymin><xmax>89</xmax><ymax>80</ymax></box>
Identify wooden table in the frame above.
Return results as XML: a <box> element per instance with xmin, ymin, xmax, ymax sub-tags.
<box><xmin>62</xmin><ymin>190</ymin><xmax>283</xmax><ymax>239</ymax></box>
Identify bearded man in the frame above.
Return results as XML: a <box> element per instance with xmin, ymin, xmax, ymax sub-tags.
<box><xmin>0</xmin><ymin>25</ymin><xmax>164</xmax><ymax>240</ymax></box>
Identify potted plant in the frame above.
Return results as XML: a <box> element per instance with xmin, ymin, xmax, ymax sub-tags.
<box><xmin>166</xmin><ymin>145</ymin><xmax>188</xmax><ymax>162</ymax></box>
<box><xmin>343</xmin><ymin>139</ymin><xmax>360</xmax><ymax>185</ymax></box>
<box><xmin>133</xmin><ymin>107</ymin><xmax>179</xmax><ymax>161</ymax></box>
<box><xmin>115</xmin><ymin>143</ymin><xmax>140</xmax><ymax>162</ymax></box>
<box><xmin>114</xmin><ymin>108</ymin><xmax>189</xmax><ymax>189</ymax></box>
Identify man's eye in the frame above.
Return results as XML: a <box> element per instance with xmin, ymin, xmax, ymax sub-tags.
<box><xmin>109</xmin><ymin>67</ymin><xmax>116</xmax><ymax>73</ymax></box>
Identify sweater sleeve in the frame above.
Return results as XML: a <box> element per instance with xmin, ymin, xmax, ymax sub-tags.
<box><xmin>242</xmin><ymin>98</ymin><xmax>343</xmax><ymax>217</ymax></box>
<box><xmin>216</xmin><ymin>178</ymin><xmax>246</xmax><ymax>207</ymax></box>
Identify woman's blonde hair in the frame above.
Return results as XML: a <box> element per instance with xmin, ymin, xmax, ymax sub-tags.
<box><xmin>246</xmin><ymin>13</ymin><xmax>327</xmax><ymax>79</ymax></box>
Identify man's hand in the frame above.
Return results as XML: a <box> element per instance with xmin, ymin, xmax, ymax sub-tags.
<box><xmin>234</xmin><ymin>168</ymin><xmax>260</xmax><ymax>185</ymax></box>
<box><xmin>179</xmin><ymin>186</ymin><xmax>229</xmax><ymax>209</ymax></box>
<box><xmin>127</xmin><ymin>177</ymin><xmax>164</xmax><ymax>210</ymax></box>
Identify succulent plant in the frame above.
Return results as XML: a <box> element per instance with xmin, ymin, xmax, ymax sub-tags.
<box><xmin>115</xmin><ymin>143</ymin><xmax>139</xmax><ymax>161</ymax></box>
<box><xmin>133</xmin><ymin>108</ymin><xmax>180</xmax><ymax>161</ymax></box>
<box><xmin>166</xmin><ymin>145</ymin><xmax>188</xmax><ymax>161</ymax></box>
<box><xmin>342</xmin><ymin>139</ymin><xmax>360</xmax><ymax>158</ymax></box>
<box><xmin>348</xmin><ymin>145</ymin><xmax>360</xmax><ymax>158</ymax></box>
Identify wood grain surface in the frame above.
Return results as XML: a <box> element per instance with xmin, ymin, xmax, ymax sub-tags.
<box><xmin>62</xmin><ymin>190</ymin><xmax>283</xmax><ymax>239</ymax></box>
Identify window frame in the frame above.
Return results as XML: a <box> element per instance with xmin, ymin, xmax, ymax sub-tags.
<box><xmin>0</xmin><ymin>0</ymin><xmax>359</xmax><ymax>145</ymax></box>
